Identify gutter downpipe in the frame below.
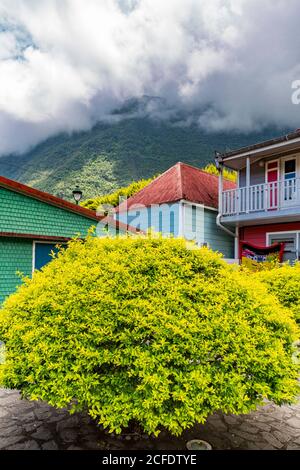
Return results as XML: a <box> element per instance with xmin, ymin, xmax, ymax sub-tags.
<box><xmin>215</xmin><ymin>151</ymin><xmax>238</xmax><ymax>256</ymax></box>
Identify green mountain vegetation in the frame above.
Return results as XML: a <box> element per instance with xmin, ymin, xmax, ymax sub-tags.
<box><xmin>0</xmin><ymin>117</ymin><xmax>284</xmax><ymax>201</ymax></box>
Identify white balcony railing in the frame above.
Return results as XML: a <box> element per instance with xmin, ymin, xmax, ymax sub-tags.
<box><xmin>222</xmin><ymin>178</ymin><xmax>300</xmax><ymax>216</ymax></box>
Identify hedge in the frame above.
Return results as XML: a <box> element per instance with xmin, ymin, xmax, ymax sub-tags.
<box><xmin>0</xmin><ymin>237</ymin><xmax>299</xmax><ymax>435</ymax></box>
<box><xmin>256</xmin><ymin>263</ymin><xmax>300</xmax><ymax>324</ymax></box>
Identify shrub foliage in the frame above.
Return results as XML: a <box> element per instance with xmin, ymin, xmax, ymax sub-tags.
<box><xmin>81</xmin><ymin>176</ymin><xmax>155</xmax><ymax>211</ymax></box>
<box><xmin>0</xmin><ymin>237</ymin><xmax>299</xmax><ymax>435</ymax></box>
<box><xmin>256</xmin><ymin>263</ymin><xmax>300</xmax><ymax>324</ymax></box>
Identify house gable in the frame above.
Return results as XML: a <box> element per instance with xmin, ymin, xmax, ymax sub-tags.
<box><xmin>0</xmin><ymin>186</ymin><xmax>97</xmax><ymax>238</ymax></box>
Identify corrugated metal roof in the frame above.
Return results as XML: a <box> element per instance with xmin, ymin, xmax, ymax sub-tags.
<box><xmin>116</xmin><ymin>162</ymin><xmax>236</xmax><ymax>212</ymax></box>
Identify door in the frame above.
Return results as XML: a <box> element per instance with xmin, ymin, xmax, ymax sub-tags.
<box><xmin>266</xmin><ymin>161</ymin><xmax>279</xmax><ymax>209</ymax></box>
<box><xmin>282</xmin><ymin>158</ymin><xmax>297</xmax><ymax>206</ymax></box>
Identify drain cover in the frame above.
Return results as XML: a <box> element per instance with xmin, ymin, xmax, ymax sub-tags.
<box><xmin>186</xmin><ymin>439</ymin><xmax>212</xmax><ymax>450</ymax></box>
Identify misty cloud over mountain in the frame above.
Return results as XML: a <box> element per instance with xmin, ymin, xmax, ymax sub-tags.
<box><xmin>0</xmin><ymin>0</ymin><xmax>300</xmax><ymax>156</ymax></box>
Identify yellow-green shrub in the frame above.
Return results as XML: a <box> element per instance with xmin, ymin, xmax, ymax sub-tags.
<box><xmin>256</xmin><ymin>263</ymin><xmax>300</xmax><ymax>324</ymax></box>
<box><xmin>0</xmin><ymin>238</ymin><xmax>299</xmax><ymax>436</ymax></box>
<box><xmin>202</xmin><ymin>163</ymin><xmax>237</xmax><ymax>182</ymax></box>
<box><xmin>81</xmin><ymin>176</ymin><xmax>155</xmax><ymax>211</ymax></box>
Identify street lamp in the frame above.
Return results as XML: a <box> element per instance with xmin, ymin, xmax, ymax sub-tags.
<box><xmin>72</xmin><ymin>186</ymin><xmax>83</xmax><ymax>205</ymax></box>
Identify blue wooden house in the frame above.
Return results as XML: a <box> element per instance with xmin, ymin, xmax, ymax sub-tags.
<box><xmin>114</xmin><ymin>162</ymin><xmax>236</xmax><ymax>259</ymax></box>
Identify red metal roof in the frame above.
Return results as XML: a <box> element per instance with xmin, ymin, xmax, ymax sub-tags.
<box><xmin>115</xmin><ymin>162</ymin><xmax>236</xmax><ymax>212</ymax></box>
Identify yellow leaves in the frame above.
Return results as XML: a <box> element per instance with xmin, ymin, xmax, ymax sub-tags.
<box><xmin>0</xmin><ymin>236</ymin><xmax>299</xmax><ymax>436</ymax></box>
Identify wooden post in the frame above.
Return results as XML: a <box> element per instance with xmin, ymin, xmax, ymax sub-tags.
<box><xmin>246</xmin><ymin>157</ymin><xmax>250</xmax><ymax>213</ymax></box>
<box><xmin>218</xmin><ymin>165</ymin><xmax>223</xmax><ymax>215</ymax></box>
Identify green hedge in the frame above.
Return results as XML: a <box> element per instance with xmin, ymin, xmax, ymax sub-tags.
<box><xmin>0</xmin><ymin>237</ymin><xmax>299</xmax><ymax>435</ymax></box>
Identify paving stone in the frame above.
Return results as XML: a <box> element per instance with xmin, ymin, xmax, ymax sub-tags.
<box><xmin>42</xmin><ymin>440</ymin><xmax>59</xmax><ymax>450</ymax></box>
<box><xmin>0</xmin><ymin>408</ymin><xmax>9</xmax><ymax>418</ymax></box>
<box><xmin>223</xmin><ymin>415</ymin><xmax>239</xmax><ymax>426</ymax></box>
<box><xmin>0</xmin><ymin>395</ymin><xmax>21</xmax><ymax>406</ymax></box>
<box><xmin>1</xmin><ymin>387</ymin><xmax>300</xmax><ymax>450</ymax></box>
<box><xmin>23</xmin><ymin>421</ymin><xmax>42</xmax><ymax>433</ymax></box>
<box><xmin>31</xmin><ymin>427</ymin><xmax>53</xmax><ymax>441</ymax></box>
<box><xmin>233</xmin><ymin>429</ymin><xmax>263</xmax><ymax>442</ymax></box>
<box><xmin>7</xmin><ymin>400</ymin><xmax>35</xmax><ymax>412</ymax></box>
<box><xmin>239</xmin><ymin>422</ymin><xmax>260</xmax><ymax>434</ymax></box>
<box><xmin>7</xmin><ymin>440</ymin><xmax>40</xmax><ymax>450</ymax></box>
<box><xmin>246</xmin><ymin>442</ymin><xmax>260</xmax><ymax>450</ymax></box>
<box><xmin>48</xmin><ymin>414</ymin><xmax>67</xmax><ymax>423</ymax></box>
<box><xmin>206</xmin><ymin>416</ymin><xmax>227</xmax><ymax>432</ymax></box>
<box><xmin>287</xmin><ymin>444</ymin><xmax>300</xmax><ymax>450</ymax></box>
<box><xmin>34</xmin><ymin>409</ymin><xmax>53</xmax><ymax>420</ymax></box>
<box><xmin>286</xmin><ymin>444</ymin><xmax>300</xmax><ymax>450</ymax></box>
<box><xmin>0</xmin><ymin>435</ymin><xmax>25</xmax><ymax>450</ymax></box>
<box><xmin>79</xmin><ymin>425</ymin><xmax>96</xmax><ymax>436</ymax></box>
<box><xmin>60</xmin><ymin>428</ymin><xmax>78</xmax><ymax>443</ymax></box>
<box><xmin>285</xmin><ymin>417</ymin><xmax>300</xmax><ymax>429</ymax></box>
<box><xmin>56</xmin><ymin>416</ymin><xmax>79</xmax><ymax>432</ymax></box>
<box><xmin>0</xmin><ymin>425</ymin><xmax>20</xmax><ymax>437</ymax></box>
<box><xmin>18</xmin><ymin>411</ymin><xmax>36</xmax><ymax>423</ymax></box>
<box><xmin>272</xmin><ymin>429</ymin><xmax>291</xmax><ymax>444</ymax></box>
<box><xmin>251</xmin><ymin>421</ymin><xmax>271</xmax><ymax>432</ymax></box>
<box><xmin>261</xmin><ymin>432</ymin><xmax>283</xmax><ymax>449</ymax></box>
<box><xmin>81</xmin><ymin>440</ymin><xmax>100</xmax><ymax>450</ymax></box>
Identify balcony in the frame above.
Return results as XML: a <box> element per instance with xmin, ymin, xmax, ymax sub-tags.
<box><xmin>221</xmin><ymin>178</ymin><xmax>300</xmax><ymax>224</ymax></box>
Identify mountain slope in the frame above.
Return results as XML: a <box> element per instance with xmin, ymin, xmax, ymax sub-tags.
<box><xmin>0</xmin><ymin>117</ymin><xmax>285</xmax><ymax>200</ymax></box>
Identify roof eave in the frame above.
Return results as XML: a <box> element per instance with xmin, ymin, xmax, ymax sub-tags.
<box><xmin>220</xmin><ymin>135</ymin><xmax>300</xmax><ymax>170</ymax></box>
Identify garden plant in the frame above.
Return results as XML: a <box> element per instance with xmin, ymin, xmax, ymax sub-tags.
<box><xmin>0</xmin><ymin>237</ymin><xmax>299</xmax><ymax>436</ymax></box>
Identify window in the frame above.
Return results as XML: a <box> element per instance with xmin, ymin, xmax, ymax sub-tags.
<box><xmin>268</xmin><ymin>233</ymin><xmax>298</xmax><ymax>262</ymax></box>
<box><xmin>284</xmin><ymin>159</ymin><xmax>296</xmax><ymax>180</ymax></box>
<box><xmin>283</xmin><ymin>159</ymin><xmax>296</xmax><ymax>202</ymax></box>
<box><xmin>34</xmin><ymin>242</ymin><xmax>65</xmax><ymax>271</ymax></box>
<box><xmin>192</xmin><ymin>205</ymin><xmax>197</xmax><ymax>232</ymax></box>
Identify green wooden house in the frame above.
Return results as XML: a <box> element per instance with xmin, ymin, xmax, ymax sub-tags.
<box><xmin>0</xmin><ymin>175</ymin><xmax>136</xmax><ymax>304</ymax></box>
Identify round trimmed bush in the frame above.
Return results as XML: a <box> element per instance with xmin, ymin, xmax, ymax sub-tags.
<box><xmin>256</xmin><ymin>263</ymin><xmax>300</xmax><ymax>324</ymax></box>
<box><xmin>0</xmin><ymin>237</ymin><xmax>299</xmax><ymax>436</ymax></box>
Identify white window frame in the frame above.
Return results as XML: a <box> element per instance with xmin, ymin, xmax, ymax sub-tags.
<box><xmin>266</xmin><ymin>230</ymin><xmax>300</xmax><ymax>261</ymax></box>
<box><xmin>32</xmin><ymin>240</ymin><xmax>65</xmax><ymax>274</ymax></box>
<box><xmin>280</xmin><ymin>154</ymin><xmax>299</xmax><ymax>181</ymax></box>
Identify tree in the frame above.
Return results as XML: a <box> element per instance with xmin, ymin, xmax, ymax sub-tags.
<box><xmin>81</xmin><ymin>176</ymin><xmax>155</xmax><ymax>211</ymax></box>
<box><xmin>0</xmin><ymin>237</ymin><xmax>298</xmax><ymax>435</ymax></box>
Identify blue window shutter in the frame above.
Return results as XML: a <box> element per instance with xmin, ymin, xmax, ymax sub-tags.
<box><xmin>192</xmin><ymin>205</ymin><xmax>197</xmax><ymax>232</ymax></box>
<box><xmin>170</xmin><ymin>211</ymin><xmax>175</xmax><ymax>234</ymax></box>
<box><xmin>147</xmin><ymin>207</ymin><xmax>152</xmax><ymax>228</ymax></box>
<box><xmin>159</xmin><ymin>211</ymin><xmax>163</xmax><ymax>232</ymax></box>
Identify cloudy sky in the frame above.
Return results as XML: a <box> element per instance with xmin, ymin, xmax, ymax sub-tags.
<box><xmin>0</xmin><ymin>0</ymin><xmax>300</xmax><ymax>156</ymax></box>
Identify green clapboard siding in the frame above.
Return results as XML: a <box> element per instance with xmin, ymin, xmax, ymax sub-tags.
<box><xmin>204</xmin><ymin>209</ymin><xmax>234</xmax><ymax>258</ymax></box>
<box><xmin>0</xmin><ymin>186</ymin><xmax>103</xmax><ymax>304</ymax></box>
<box><xmin>0</xmin><ymin>187</ymin><xmax>96</xmax><ymax>238</ymax></box>
<box><xmin>0</xmin><ymin>238</ymin><xmax>32</xmax><ymax>304</ymax></box>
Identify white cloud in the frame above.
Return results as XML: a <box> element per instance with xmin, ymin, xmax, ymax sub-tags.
<box><xmin>0</xmin><ymin>0</ymin><xmax>300</xmax><ymax>155</ymax></box>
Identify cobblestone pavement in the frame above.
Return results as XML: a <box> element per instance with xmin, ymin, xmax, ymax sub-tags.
<box><xmin>0</xmin><ymin>388</ymin><xmax>300</xmax><ymax>450</ymax></box>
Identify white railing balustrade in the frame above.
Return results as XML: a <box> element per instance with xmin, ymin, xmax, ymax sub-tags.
<box><xmin>222</xmin><ymin>178</ymin><xmax>300</xmax><ymax>216</ymax></box>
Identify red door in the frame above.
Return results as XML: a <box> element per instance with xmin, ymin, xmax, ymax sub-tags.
<box><xmin>266</xmin><ymin>161</ymin><xmax>279</xmax><ymax>209</ymax></box>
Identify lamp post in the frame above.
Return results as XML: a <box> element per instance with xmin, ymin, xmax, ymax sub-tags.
<box><xmin>72</xmin><ymin>186</ymin><xmax>83</xmax><ymax>205</ymax></box>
